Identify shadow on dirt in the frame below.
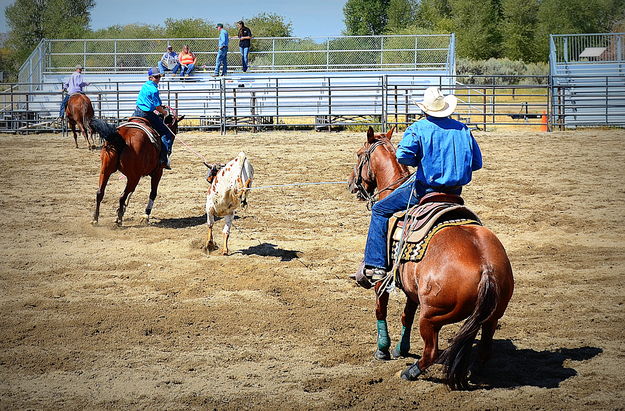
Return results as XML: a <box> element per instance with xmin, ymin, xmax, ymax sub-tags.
<box><xmin>238</xmin><ymin>242</ymin><xmax>301</xmax><ymax>261</ymax></box>
<box><xmin>466</xmin><ymin>339</ymin><xmax>603</xmax><ymax>389</ymax></box>
<box><xmin>154</xmin><ymin>215</ymin><xmax>206</xmax><ymax>229</ymax></box>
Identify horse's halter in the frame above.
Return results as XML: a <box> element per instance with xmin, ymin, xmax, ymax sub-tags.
<box><xmin>353</xmin><ymin>139</ymin><xmax>410</xmax><ymax>210</ymax></box>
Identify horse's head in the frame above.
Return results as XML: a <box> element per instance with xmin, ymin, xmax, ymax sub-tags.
<box><xmin>163</xmin><ymin>110</ymin><xmax>185</xmax><ymax>135</ymax></box>
<box><xmin>348</xmin><ymin>126</ymin><xmax>396</xmax><ymax>202</ymax></box>
<box><xmin>204</xmin><ymin>162</ymin><xmax>225</xmax><ymax>185</ymax></box>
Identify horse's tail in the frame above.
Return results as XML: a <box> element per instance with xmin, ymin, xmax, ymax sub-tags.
<box><xmin>439</xmin><ymin>264</ymin><xmax>499</xmax><ymax>390</ymax></box>
<box><xmin>90</xmin><ymin>118</ymin><xmax>123</xmax><ymax>150</ymax></box>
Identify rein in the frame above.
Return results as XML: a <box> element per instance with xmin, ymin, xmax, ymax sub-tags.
<box><xmin>353</xmin><ymin>139</ymin><xmax>411</xmax><ymax>210</ymax></box>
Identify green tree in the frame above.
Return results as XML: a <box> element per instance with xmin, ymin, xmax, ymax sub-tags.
<box><xmin>501</xmin><ymin>0</ymin><xmax>540</xmax><ymax>62</ymax></box>
<box><xmin>164</xmin><ymin>18</ymin><xmax>215</xmax><ymax>38</ymax></box>
<box><xmin>386</xmin><ymin>0</ymin><xmax>418</xmax><ymax>31</ymax></box>
<box><xmin>245</xmin><ymin>13</ymin><xmax>293</xmax><ymax>37</ymax></box>
<box><xmin>414</xmin><ymin>0</ymin><xmax>453</xmax><ymax>32</ymax></box>
<box><xmin>343</xmin><ymin>0</ymin><xmax>391</xmax><ymax>35</ymax></box>
<box><xmin>5</xmin><ymin>0</ymin><xmax>94</xmax><ymax>74</ymax></box>
<box><xmin>450</xmin><ymin>0</ymin><xmax>502</xmax><ymax>59</ymax></box>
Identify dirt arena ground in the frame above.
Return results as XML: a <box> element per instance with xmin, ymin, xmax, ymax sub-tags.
<box><xmin>1</xmin><ymin>127</ymin><xmax>624</xmax><ymax>409</ymax></box>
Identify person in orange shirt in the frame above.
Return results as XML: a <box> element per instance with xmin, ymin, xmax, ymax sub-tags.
<box><xmin>172</xmin><ymin>45</ymin><xmax>197</xmax><ymax>78</ymax></box>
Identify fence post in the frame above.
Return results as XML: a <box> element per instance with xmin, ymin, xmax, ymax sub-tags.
<box><xmin>272</xmin><ymin>39</ymin><xmax>275</xmax><ymax>71</ymax></box>
<box><xmin>326</xmin><ymin>39</ymin><xmax>330</xmax><ymax>71</ymax></box>
<box><xmin>605</xmin><ymin>76</ymin><xmax>609</xmax><ymax>125</ymax></box>
<box><xmin>116</xmin><ymin>82</ymin><xmax>120</xmax><ymax>121</ymax></box>
<box><xmin>275</xmin><ymin>78</ymin><xmax>279</xmax><ymax>129</ymax></box>
<box><xmin>233</xmin><ymin>87</ymin><xmax>238</xmax><ymax>134</ymax></box>
<box><xmin>380</xmin><ymin>37</ymin><xmax>384</xmax><ymax>70</ymax></box>
<box><xmin>381</xmin><ymin>75</ymin><xmax>387</xmax><ymax>132</ymax></box>
<box><xmin>114</xmin><ymin>40</ymin><xmax>118</xmax><ymax>73</ymax></box>
<box><xmin>327</xmin><ymin>77</ymin><xmax>332</xmax><ymax>131</ymax></box>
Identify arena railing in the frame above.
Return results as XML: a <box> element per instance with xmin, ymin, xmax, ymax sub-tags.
<box><xmin>2</xmin><ymin>74</ymin><xmax>624</xmax><ymax>134</ymax></box>
<box><xmin>19</xmin><ymin>34</ymin><xmax>455</xmax><ymax>80</ymax></box>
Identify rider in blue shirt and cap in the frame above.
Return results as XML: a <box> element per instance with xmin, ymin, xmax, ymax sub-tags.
<box><xmin>133</xmin><ymin>67</ymin><xmax>175</xmax><ymax>169</ymax></box>
<box><xmin>355</xmin><ymin>87</ymin><xmax>483</xmax><ymax>286</ymax></box>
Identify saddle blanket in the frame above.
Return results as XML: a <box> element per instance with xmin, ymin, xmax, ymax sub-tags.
<box><xmin>117</xmin><ymin>119</ymin><xmax>161</xmax><ymax>151</ymax></box>
<box><xmin>391</xmin><ymin>218</ymin><xmax>481</xmax><ymax>263</ymax></box>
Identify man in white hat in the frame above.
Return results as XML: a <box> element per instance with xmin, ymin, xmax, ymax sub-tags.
<box><xmin>59</xmin><ymin>64</ymin><xmax>90</xmax><ymax>119</ymax></box>
<box><xmin>355</xmin><ymin>86</ymin><xmax>482</xmax><ymax>286</ymax></box>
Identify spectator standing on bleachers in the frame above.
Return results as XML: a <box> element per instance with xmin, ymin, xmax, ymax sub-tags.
<box><xmin>59</xmin><ymin>64</ymin><xmax>90</xmax><ymax>119</ymax></box>
<box><xmin>173</xmin><ymin>45</ymin><xmax>197</xmax><ymax>78</ymax></box>
<box><xmin>158</xmin><ymin>44</ymin><xmax>178</xmax><ymax>76</ymax></box>
<box><xmin>236</xmin><ymin>21</ymin><xmax>252</xmax><ymax>72</ymax></box>
<box><xmin>213</xmin><ymin>23</ymin><xmax>229</xmax><ymax>77</ymax></box>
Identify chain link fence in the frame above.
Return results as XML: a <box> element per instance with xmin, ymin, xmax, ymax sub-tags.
<box><xmin>20</xmin><ymin>34</ymin><xmax>454</xmax><ymax>78</ymax></box>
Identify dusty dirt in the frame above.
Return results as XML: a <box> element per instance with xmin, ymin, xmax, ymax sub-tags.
<box><xmin>1</xmin><ymin>127</ymin><xmax>625</xmax><ymax>410</ymax></box>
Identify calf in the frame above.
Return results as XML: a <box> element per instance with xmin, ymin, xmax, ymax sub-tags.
<box><xmin>204</xmin><ymin>152</ymin><xmax>254</xmax><ymax>255</ymax></box>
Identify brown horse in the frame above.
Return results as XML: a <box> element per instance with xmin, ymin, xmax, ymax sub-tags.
<box><xmin>65</xmin><ymin>93</ymin><xmax>96</xmax><ymax>149</ymax></box>
<box><xmin>89</xmin><ymin>112</ymin><xmax>184</xmax><ymax>226</ymax></box>
<box><xmin>348</xmin><ymin>127</ymin><xmax>514</xmax><ymax>390</ymax></box>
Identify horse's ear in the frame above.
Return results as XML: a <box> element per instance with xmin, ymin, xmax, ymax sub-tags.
<box><xmin>366</xmin><ymin>126</ymin><xmax>375</xmax><ymax>144</ymax></box>
<box><xmin>386</xmin><ymin>126</ymin><xmax>395</xmax><ymax>140</ymax></box>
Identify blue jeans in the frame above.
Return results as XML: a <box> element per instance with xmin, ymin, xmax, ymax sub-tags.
<box><xmin>60</xmin><ymin>94</ymin><xmax>70</xmax><ymax>117</ymax></box>
<box><xmin>158</xmin><ymin>61</ymin><xmax>174</xmax><ymax>74</ymax></box>
<box><xmin>364</xmin><ymin>176</ymin><xmax>462</xmax><ymax>269</ymax></box>
<box><xmin>172</xmin><ymin>63</ymin><xmax>195</xmax><ymax>76</ymax></box>
<box><xmin>132</xmin><ymin>107</ymin><xmax>175</xmax><ymax>161</ymax></box>
<box><xmin>240</xmin><ymin>47</ymin><xmax>249</xmax><ymax>72</ymax></box>
<box><xmin>214</xmin><ymin>47</ymin><xmax>228</xmax><ymax>75</ymax></box>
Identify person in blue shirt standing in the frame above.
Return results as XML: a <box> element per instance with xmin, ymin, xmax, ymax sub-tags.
<box><xmin>133</xmin><ymin>67</ymin><xmax>176</xmax><ymax>169</ymax></box>
<box><xmin>213</xmin><ymin>23</ymin><xmax>229</xmax><ymax>77</ymax></box>
<box><xmin>354</xmin><ymin>87</ymin><xmax>483</xmax><ymax>285</ymax></box>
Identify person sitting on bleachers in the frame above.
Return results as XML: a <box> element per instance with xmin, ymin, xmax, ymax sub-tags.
<box><xmin>158</xmin><ymin>44</ymin><xmax>178</xmax><ymax>76</ymax></box>
<box><xmin>172</xmin><ymin>45</ymin><xmax>197</xmax><ymax>79</ymax></box>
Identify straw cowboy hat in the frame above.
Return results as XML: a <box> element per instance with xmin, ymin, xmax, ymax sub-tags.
<box><xmin>413</xmin><ymin>86</ymin><xmax>457</xmax><ymax>118</ymax></box>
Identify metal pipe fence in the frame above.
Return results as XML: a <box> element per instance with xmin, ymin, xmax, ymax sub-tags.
<box><xmin>19</xmin><ymin>34</ymin><xmax>455</xmax><ymax>83</ymax></box>
<box><xmin>1</xmin><ymin>74</ymin><xmax>624</xmax><ymax>134</ymax></box>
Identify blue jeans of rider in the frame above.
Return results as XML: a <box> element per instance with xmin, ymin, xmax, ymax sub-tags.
<box><xmin>214</xmin><ymin>47</ymin><xmax>228</xmax><ymax>76</ymax></box>
<box><xmin>364</xmin><ymin>177</ymin><xmax>464</xmax><ymax>269</ymax></box>
<box><xmin>240</xmin><ymin>47</ymin><xmax>249</xmax><ymax>72</ymax></box>
<box><xmin>59</xmin><ymin>94</ymin><xmax>70</xmax><ymax>117</ymax></box>
<box><xmin>132</xmin><ymin>107</ymin><xmax>175</xmax><ymax>163</ymax></box>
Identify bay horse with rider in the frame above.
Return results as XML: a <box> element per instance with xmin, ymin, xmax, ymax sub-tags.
<box><xmin>348</xmin><ymin>88</ymin><xmax>514</xmax><ymax>389</ymax></box>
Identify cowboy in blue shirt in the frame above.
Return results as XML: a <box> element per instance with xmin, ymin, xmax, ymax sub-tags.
<box><xmin>213</xmin><ymin>23</ymin><xmax>229</xmax><ymax>76</ymax></box>
<box><xmin>133</xmin><ymin>67</ymin><xmax>175</xmax><ymax>169</ymax></box>
<box><xmin>356</xmin><ymin>87</ymin><xmax>483</xmax><ymax>284</ymax></box>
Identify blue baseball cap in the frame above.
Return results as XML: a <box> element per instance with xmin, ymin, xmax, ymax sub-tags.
<box><xmin>147</xmin><ymin>67</ymin><xmax>161</xmax><ymax>77</ymax></box>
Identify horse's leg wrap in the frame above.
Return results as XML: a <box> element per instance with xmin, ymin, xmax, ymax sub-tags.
<box><xmin>393</xmin><ymin>325</ymin><xmax>411</xmax><ymax>358</ymax></box>
<box><xmin>374</xmin><ymin>320</ymin><xmax>391</xmax><ymax>360</ymax></box>
<box><xmin>401</xmin><ymin>361</ymin><xmax>422</xmax><ymax>381</ymax></box>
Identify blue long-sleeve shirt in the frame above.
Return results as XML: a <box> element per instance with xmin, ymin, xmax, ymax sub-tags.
<box><xmin>63</xmin><ymin>71</ymin><xmax>89</xmax><ymax>94</ymax></box>
<box><xmin>396</xmin><ymin>116</ymin><xmax>482</xmax><ymax>188</ymax></box>
<box><xmin>135</xmin><ymin>80</ymin><xmax>162</xmax><ymax>112</ymax></box>
<box><xmin>218</xmin><ymin>29</ymin><xmax>229</xmax><ymax>48</ymax></box>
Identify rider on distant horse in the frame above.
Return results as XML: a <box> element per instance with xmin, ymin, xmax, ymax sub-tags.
<box><xmin>133</xmin><ymin>67</ymin><xmax>176</xmax><ymax>169</ymax></box>
<box><xmin>354</xmin><ymin>87</ymin><xmax>483</xmax><ymax>287</ymax></box>
<box><xmin>59</xmin><ymin>64</ymin><xmax>90</xmax><ymax>119</ymax></box>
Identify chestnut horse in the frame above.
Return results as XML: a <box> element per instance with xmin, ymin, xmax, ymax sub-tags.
<box><xmin>65</xmin><ymin>93</ymin><xmax>96</xmax><ymax>149</ymax></box>
<box><xmin>89</xmin><ymin>112</ymin><xmax>184</xmax><ymax>226</ymax></box>
<box><xmin>348</xmin><ymin>127</ymin><xmax>514</xmax><ymax>390</ymax></box>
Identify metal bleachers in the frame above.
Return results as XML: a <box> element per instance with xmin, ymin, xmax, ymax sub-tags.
<box><xmin>550</xmin><ymin>34</ymin><xmax>625</xmax><ymax>128</ymax></box>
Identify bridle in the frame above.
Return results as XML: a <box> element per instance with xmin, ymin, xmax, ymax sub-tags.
<box><xmin>353</xmin><ymin>138</ymin><xmax>411</xmax><ymax>210</ymax></box>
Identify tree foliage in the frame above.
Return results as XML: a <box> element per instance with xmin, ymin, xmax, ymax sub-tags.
<box><xmin>4</xmin><ymin>0</ymin><xmax>94</xmax><ymax>75</ymax></box>
<box><xmin>343</xmin><ymin>0</ymin><xmax>625</xmax><ymax>62</ymax></box>
<box><xmin>343</xmin><ymin>0</ymin><xmax>391</xmax><ymax>35</ymax></box>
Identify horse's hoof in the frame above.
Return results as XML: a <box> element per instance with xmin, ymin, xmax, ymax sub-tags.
<box><xmin>91</xmin><ymin>220</ymin><xmax>98</xmax><ymax>226</ymax></box>
<box><xmin>400</xmin><ymin>363</ymin><xmax>422</xmax><ymax>381</ymax></box>
<box><xmin>374</xmin><ymin>349</ymin><xmax>391</xmax><ymax>361</ymax></box>
<box><xmin>392</xmin><ymin>347</ymin><xmax>409</xmax><ymax>359</ymax></box>
<box><xmin>140</xmin><ymin>215</ymin><xmax>150</xmax><ymax>225</ymax></box>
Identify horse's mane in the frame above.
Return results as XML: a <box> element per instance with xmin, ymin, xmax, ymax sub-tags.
<box><xmin>90</xmin><ymin>118</ymin><xmax>125</xmax><ymax>150</ymax></box>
